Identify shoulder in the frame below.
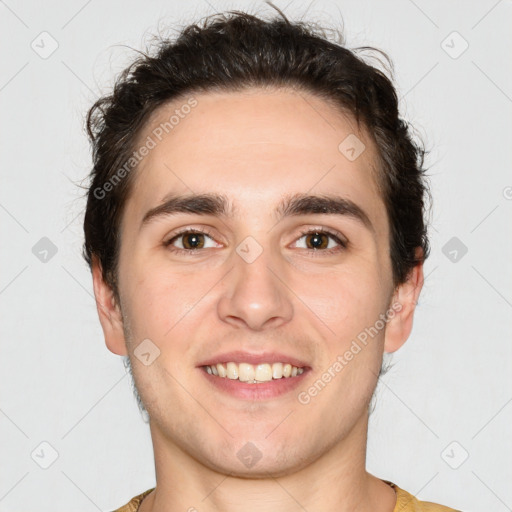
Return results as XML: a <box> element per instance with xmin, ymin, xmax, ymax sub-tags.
<box><xmin>390</xmin><ymin>482</ymin><xmax>461</xmax><ymax>512</ymax></box>
<box><xmin>111</xmin><ymin>488</ymin><xmax>154</xmax><ymax>512</ymax></box>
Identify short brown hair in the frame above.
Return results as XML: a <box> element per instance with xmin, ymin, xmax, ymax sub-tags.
<box><xmin>83</xmin><ymin>5</ymin><xmax>431</xmax><ymax>300</ymax></box>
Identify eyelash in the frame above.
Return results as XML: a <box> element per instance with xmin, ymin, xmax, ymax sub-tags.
<box><xmin>163</xmin><ymin>227</ymin><xmax>348</xmax><ymax>256</ymax></box>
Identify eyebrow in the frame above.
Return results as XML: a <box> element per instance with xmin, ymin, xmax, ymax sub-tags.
<box><xmin>140</xmin><ymin>192</ymin><xmax>374</xmax><ymax>233</ymax></box>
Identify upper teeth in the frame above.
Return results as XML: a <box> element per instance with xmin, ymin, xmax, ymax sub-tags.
<box><xmin>204</xmin><ymin>362</ymin><xmax>304</xmax><ymax>382</ymax></box>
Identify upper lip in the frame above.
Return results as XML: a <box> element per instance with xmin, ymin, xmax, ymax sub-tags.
<box><xmin>197</xmin><ymin>351</ymin><xmax>311</xmax><ymax>369</ymax></box>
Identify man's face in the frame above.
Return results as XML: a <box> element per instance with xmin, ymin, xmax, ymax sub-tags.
<box><xmin>96</xmin><ymin>87</ymin><xmax>415</xmax><ymax>476</ymax></box>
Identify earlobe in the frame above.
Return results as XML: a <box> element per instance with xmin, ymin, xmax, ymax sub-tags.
<box><xmin>91</xmin><ymin>256</ymin><xmax>128</xmax><ymax>356</ymax></box>
<box><xmin>384</xmin><ymin>250</ymin><xmax>425</xmax><ymax>354</ymax></box>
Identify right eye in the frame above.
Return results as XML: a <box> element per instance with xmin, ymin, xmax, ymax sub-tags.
<box><xmin>163</xmin><ymin>229</ymin><xmax>221</xmax><ymax>253</ymax></box>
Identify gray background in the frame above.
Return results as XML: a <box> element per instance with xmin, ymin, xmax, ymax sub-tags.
<box><xmin>1</xmin><ymin>0</ymin><xmax>511</xmax><ymax>511</ymax></box>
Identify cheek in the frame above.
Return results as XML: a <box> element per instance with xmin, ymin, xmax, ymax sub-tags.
<box><xmin>293</xmin><ymin>266</ymin><xmax>385</xmax><ymax>339</ymax></box>
<box><xmin>121</xmin><ymin>258</ymin><xmax>204</xmax><ymax>335</ymax></box>
<box><xmin>119</xmin><ymin>264</ymin><xmax>227</xmax><ymax>376</ymax></box>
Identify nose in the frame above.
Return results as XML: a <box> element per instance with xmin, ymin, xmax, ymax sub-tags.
<box><xmin>216</xmin><ymin>246</ymin><xmax>294</xmax><ymax>331</ymax></box>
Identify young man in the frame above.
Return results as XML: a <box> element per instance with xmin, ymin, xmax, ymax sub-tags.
<box><xmin>83</xmin><ymin>7</ymin><xmax>460</xmax><ymax>512</ymax></box>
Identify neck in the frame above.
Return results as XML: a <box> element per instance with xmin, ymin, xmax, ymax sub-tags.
<box><xmin>139</xmin><ymin>412</ymin><xmax>396</xmax><ymax>512</ymax></box>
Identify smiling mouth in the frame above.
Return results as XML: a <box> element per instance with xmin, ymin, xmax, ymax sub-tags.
<box><xmin>202</xmin><ymin>361</ymin><xmax>305</xmax><ymax>383</ymax></box>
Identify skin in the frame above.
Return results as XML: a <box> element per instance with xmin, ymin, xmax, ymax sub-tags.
<box><xmin>92</xmin><ymin>87</ymin><xmax>424</xmax><ymax>512</ymax></box>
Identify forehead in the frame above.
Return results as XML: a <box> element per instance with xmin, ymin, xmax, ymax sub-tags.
<box><xmin>125</xmin><ymin>87</ymin><xmax>386</xmax><ymax>236</ymax></box>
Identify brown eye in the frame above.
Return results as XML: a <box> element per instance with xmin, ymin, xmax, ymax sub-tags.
<box><xmin>292</xmin><ymin>228</ymin><xmax>347</xmax><ymax>255</ymax></box>
<box><xmin>304</xmin><ymin>232</ymin><xmax>329</xmax><ymax>249</ymax></box>
<box><xmin>181</xmin><ymin>232</ymin><xmax>205</xmax><ymax>249</ymax></box>
<box><xmin>164</xmin><ymin>229</ymin><xmax>219</xmax><ymax>253</ymax></box>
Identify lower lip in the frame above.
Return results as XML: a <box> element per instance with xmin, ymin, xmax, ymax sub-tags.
<box><xmin>198</xmin><ymin>367</ymin><xmax>310</xmax><ymax>400</ymax></box>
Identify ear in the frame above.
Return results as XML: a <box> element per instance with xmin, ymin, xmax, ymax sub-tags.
<box><xmin>384</xmin><ymin>248</ymin><xmax>425</xmax><ymax>353</ymax></box>
<box><xmin>91</xmin><ymin>255</ymin><xmax>128</xmax><ymax>356</ymax></box>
